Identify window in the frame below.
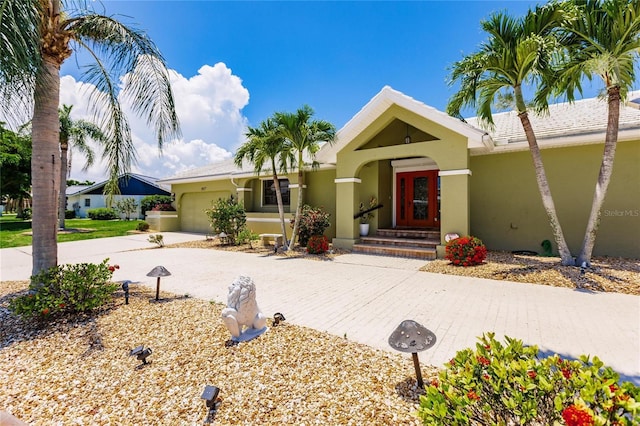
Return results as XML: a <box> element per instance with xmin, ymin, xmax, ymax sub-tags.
<box><xmin>263</xmin><ymin>179</ymin><xmax>289</xmax><ymax>206</ymax></box>
<box><xmin>84</xmin><ymin>198</ymin><xmax>90</xmax><ymax>207</ymax></box>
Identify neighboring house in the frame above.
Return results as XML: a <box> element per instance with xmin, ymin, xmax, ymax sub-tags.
<box><xmin>66</xmin><ymin>173</ymin><xmax>171</xmax><ymax>219</ymax></box>
<box><xmin>159</xmin><ymin>87</ymin><xmax>640</xmax><ymax>259</ymax></box>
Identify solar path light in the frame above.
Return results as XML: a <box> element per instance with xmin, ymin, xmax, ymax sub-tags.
<box><xmin>146</xmin><ymin>266</ymin><xmax>171</xmax><ymax>301</ymax></box>
<box><xmin>130</xmin><ymin>345</ymin><xmax>152</xmax><ymax>367</ymax></box>
<box><xmin>122</xmin><ymin>280</ymin><xmax>131</xmax><ymax>305</ymax></box>
<box><xmin>201</xmin><ymin>385</ymin><xmax>221</xmax><ymax>424</ymax></box>
<box><xmin>388</xmin><ymin>320</ymin><xmax>436</xmax><ymax>388</ymax></box>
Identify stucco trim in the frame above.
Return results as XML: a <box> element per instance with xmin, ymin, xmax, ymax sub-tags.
<box><xmin>334</xmin><ymin>178</ymin><xmax>362</xmax><ymax>184</ymax></box>
<box><xmin>246</xmin><ymin>217</ymin><xmax>282</xmax><ymax>223</ymax></box>
<box><xmin>237</xmin><ymin>188</ymin><xmax>253</xmax><ymax>192</ymax></box>
<box><xmin>289</xmin><ymin>184</ymin><xmax>308</xmax><ymax>189</ymax></box>
<box><xmin>439</xmin><ymin>169</ymin><xmax>472</xmax><ymax>176</ymax></box>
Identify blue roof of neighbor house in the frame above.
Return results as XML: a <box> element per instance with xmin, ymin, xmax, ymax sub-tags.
<box><xmin>66</xmin><ymin>173</ymin><xmax>170</xmax><ymax>196</ymax></box>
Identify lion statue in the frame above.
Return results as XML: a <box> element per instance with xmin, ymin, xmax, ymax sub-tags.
<box><xmin>221</xmin><ymin>276</ymin><xmax>267</xmax><ymax>343</ymax></box>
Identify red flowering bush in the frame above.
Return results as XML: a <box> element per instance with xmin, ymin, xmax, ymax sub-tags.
<box><xmin>563</xmin><ymin>405</ymin><xmax>595</xmax><ymax>426</ymax></box>
<box><xmin>9</xmin><ymin>259</ymin><xmax>119</xmax><ymax>319</ymax></box>
<box><xmin>418</xmin><ymin>333</ymin><xmax>640</xmax><ymax>425</ymax></box>
<box><xmin>307</xmin><ymin>235</ymin><xmax>329</xmax><ymax>254</ymax></box>
<box><xmin>445</xmin><ymin>235</ymin><xmax>487</xmax><ymax>266</ymax></box>
<box><xmin>151</xmin><ymin>203</ymin><xmax>175</xmax><ymax>211</ymax></box>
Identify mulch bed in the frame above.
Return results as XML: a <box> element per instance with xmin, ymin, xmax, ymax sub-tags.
<box><xmin>0</xmin><ymin>282</ymin><xmax>433</xmax><ymax>425</ymax></box>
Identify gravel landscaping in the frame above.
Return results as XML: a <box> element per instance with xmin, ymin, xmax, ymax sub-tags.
<box><xmin>1</xmin><ymin>243</ymin><xmax>637</xmax><ymax>425</ymax></box>
<box><xmin>0</xmin><ymin>281</ymin><xmax>435</xmax><ymax>425</ymax></box>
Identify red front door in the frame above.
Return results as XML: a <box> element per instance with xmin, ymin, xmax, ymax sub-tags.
<box><xmin>396</xmin><ymin>170</ymin><xmax>440</xmax><ymax>228</ymax></box>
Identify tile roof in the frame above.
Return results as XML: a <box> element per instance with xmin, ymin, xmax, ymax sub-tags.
<box><xmin>161</xmin><ymin>89</ymin><xmax>639</xmax><ymax>182</ymax></box>
<box><xmin>467</xmin><ymin>91</ymin><xmax>640</xmax><ymax>146</ymax></box>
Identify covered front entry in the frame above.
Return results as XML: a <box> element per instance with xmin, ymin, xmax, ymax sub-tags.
<box><xmin>395</xmin><ymin>170</ymin><xmax>440</xmax><ymax>228</ymax></box>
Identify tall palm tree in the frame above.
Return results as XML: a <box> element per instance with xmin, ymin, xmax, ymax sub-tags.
<box><xmin>551</xmin><ymin>0</ymin><xmax>640</xmax><ymax>266</ymax></box>
<box><xmin>0</xmin><ymin>0</ymin><xmax>180</xmax><ymax>276</ymax></box>
<box><xmin>58</xmin><ymin>104</ymin><xmax>106</xmax><ymax>230</ymax></box>
<box><xmin>234</xmin><ymin>117</ymin><xmax>293</xmax><ymax>249</ymax></box>
<box><xmin>447</xmin><ymin>4</ymin><xmax>577</xmax><ymax>266</ymax></box>
<box><xmin>274</xmin><ymin>105</ymin><xmax>336</xmax><ymax>253</ymax></box>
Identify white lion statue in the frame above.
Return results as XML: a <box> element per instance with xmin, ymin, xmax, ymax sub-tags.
<box><xmin>221</xmin><ymin>276</ymin><xmax>267</xmax><ymax>343</ymax></box>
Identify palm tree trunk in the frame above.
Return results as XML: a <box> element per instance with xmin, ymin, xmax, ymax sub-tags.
<box><xmin>576</xmin><ymin>87</ymin><xmax>621</xmax><ymax>267</ymax></box>
<box><xmin>31</xmin><ymin>55</ymin><xmax>61</xmax><ymax>276</ymax></box>
<box><xmin>58</xmin><ymin>143</ymin><xmax>68</xmax><ymax>229</ymax></box>
<box><xmin>518</xmin><ymin>111</ymin><xmax>574</xmax><ymax>266</ymax></box>
<box><xmin>272</xmin><ymin>171</ymin><xmax>289</xmax><ymax>249</ymax></box>
<box><xmin>287</xmin><ymin>157</ymin><xmax>304</xmax><ymax>252</ymax></box>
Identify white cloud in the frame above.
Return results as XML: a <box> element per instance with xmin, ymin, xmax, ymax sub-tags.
<box><xmin>58</xmin><ymin>62</ymin><xmax>249</xmax><ymax>183</ymax></box>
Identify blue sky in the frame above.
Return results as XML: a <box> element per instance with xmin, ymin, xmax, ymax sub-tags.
<box><xmin>58</xmin><ymin>0</ymin><xmax>582</xmax><ymax>182</ymax></box>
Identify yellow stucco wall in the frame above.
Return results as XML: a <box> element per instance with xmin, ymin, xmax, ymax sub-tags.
<box><xmin>469</xmin><ymin>140</ymin><xmax>640</xmax><ymax>258</ymax></box>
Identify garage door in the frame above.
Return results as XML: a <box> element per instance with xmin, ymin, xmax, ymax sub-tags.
<box><xmin>180</xmin><ymin>191</ymin><xmax>230</xmax><ymax>233</ymax></box>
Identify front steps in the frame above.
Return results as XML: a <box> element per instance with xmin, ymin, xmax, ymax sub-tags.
<box><xmin>352</xmin><ymin>228</ymin><xmax>440</xmax><ymax>260</ymax></box>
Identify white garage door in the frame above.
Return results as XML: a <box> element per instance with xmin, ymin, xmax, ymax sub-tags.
<box><xmin>180</xmin><ymin>191</ymin><xmax>230</xmax><ymax>233</ymax></box>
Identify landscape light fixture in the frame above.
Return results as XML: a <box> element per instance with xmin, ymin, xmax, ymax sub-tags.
<box><xmin>130</xmin><ymin>345</ymin><xmax>152</xmax><ymax>367</ymax></box>
<box><xmin>201</xmin><ymin>385</ymin><xmax>222</xmax><ymax>424</ymax></box>
<box><xmin>388</xmin><ymin>320</ymin><xmax>436</xmax><ymax>388</ymax></box>
<box><xmin>272</xmin><ymin>312</ymin><xmax>286</xmax><ymax>327</ymax></box>
<box><xmin>146</xmin><ymin>266</ymin><xmax>171</xmax><ymax>301</ymax></box>
<box><xmin>404</xmin><ymin>123</ymin><xmax>411</xmax><ymax>144</ymax></box>
<box><xmin>122</xmin><ymin>280</ymin><xmax>131</xmax><ymax>305</ymax></box>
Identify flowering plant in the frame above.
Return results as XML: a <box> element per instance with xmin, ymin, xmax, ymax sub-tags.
<box><xmin>445</xmin><ymin>235</ymin><xmax>487</xmax><ymax>266</ymax></box>
<box><xmin>307</xmin><ymin>235</ymin><xmax>329</xmax><ymax>254</ymax></box>
<box><xmin>358</xmin><ymin>196</ymin><xmax>378</xmax><ymax>224</ymax></box>
<box><xmin>9</xmin><ymin>259</ymin><xmax>119</xmax><ymax>319</ymax></box>
<box><xmin>418</xmin><ymin>333</ymin><xmax>639</xmax><ymax>425</ymax></box>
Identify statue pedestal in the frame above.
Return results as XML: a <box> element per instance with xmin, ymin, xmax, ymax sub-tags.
<box><xmin>231</xmin><ymin>326</ymin><xmax>268</xmax><ymax>343</ymax></box>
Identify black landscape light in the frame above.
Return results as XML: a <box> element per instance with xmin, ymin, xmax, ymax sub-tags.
<box><xmin>130</xmin><ymin>345</ymin><xmax>152</xmax><ymax>367</ymax></box>
<box><xmin>388</xmin><ymin>320</ymin><xmax>436</xmax><ymax>388</ymax></box>
<box><xmin>122</xmin><ymin>280</ymin><xmax>131</xmax><ymax>305</ymax></box>
<box><xmin>201</xmin><ymin>385</ymin><xmax>221</xmax><ymax>424</ymax></box>
<box><xmin>272</xmin><ymin>312</ymin><xmax>286</xmax><ymax>327</ymax></box>
<box><xmin>146</xmin><ymin>266</ymin><xmax>171</xmax><ymax>301</ymax></box>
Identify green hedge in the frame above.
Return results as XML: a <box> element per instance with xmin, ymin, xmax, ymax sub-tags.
<box><xmin>87</xmin><ymin>208</ymin><xmax>118</xmax><ymax>220</ymax></box>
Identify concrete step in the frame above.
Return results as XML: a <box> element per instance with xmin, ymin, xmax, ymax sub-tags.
<box><xmin>360</xmin><ymin>235</ymin><xmax>439</xmax><ymax>249</ymax></box>
<box><xmin>377</xmin><ymin>228</ymin><xmax>441</xmax><ymax>240</ymax></box>
<box><xmin>352</xmin><ymin>243</ymin><xmax>437</xmax><ymax>260</ymax></box>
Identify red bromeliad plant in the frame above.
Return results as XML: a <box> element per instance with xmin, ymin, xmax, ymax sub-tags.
<box><xmin>445</xmin><ymin>236</ymin><xmax>487</xmax><ymax>266</ymax></box>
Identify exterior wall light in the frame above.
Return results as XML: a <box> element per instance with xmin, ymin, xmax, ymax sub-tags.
<box><xmin>201</xmin><ymin>385</ymin><xmax>221</xmax><ymax>424</ymax></box>
<box><xmin>388</xmin><ymin>320</ymin><xmax>436</xmax><ymax>388</ymax></box>
<box><xmin>146</xmin><ymin>266</ymin><xmax>171</xmax><ymax>301</ymax></box>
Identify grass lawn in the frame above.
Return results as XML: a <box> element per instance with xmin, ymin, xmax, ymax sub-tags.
<box><xmin>0</xmin><ymin>214</ymin><xmax>144</xmax><ymax>248</ymax></box>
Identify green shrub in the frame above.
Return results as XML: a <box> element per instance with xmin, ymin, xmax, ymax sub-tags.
<box><xmin>418</xmin><ymin>333</ymin><xmax>639</xmax><ymax>426</ymax></box>
<box><xmin>445</xmin><ymin>235</ymin><xmax>487</xmax><ymax>266</ymax></box>
<box><xmin>307</xmin><ymin>235</ymin><xmax>329</xmax><ymax>254</ymax></box>
<box><xmin>140</xmin><ymin>195</ymin><xmax>173</xmax><ymax>215</ymax></box>
<box><xmin>237</xmin><ymin>228</ymin><xmax>259</xmax><ymax>247</ymax></box>
<box><xmin>114</xmin><ymin>197</ymin><xmax>139</xmax><ymax>220</ymax></box>
<box><xmin>9</xmin><ymin>259</ymin><xmax>119</xmax><ymax>319</ymax></box>
<box><xmin>136</xmin><ymin>221</ymin><xmax>150</xmax><ymax>231</ymax></box>
<box><xmin>18</xmin><ymin>208</ymin><xmax>31</xmax><ymax>220</ymax></box>
<box><xmin>65</xmin><ymin>210</ymin><xmax>76</xmax><ymax>219</ymax></box>
<box><xmin>87</xmin><ymin>207</ymin><xmax>117</xmax><ymax>220</ymax></box>
<box><xmin>148</xmin><ymin>234</ymin><xmax>164</xmax><ymax>247</ymax></box>
<box><xmin>291</xmin><ymin>205</ymin><xmax>331</xmax><ymax>247</ymax></box>
<box><xmin>205</xmin><ymin>197</ymin><xmax>246</xmax><ymax>245</ymax></box>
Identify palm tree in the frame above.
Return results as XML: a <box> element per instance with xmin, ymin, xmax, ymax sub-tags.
<box><xmin>274</xmin><ymin>105</ymin><xmax>336</xmax><ymax>253</ymax></box>
<box><xmin>0</xmin><ymin>0</ymin><xmax>180</xmax><ymax>276</ymax></box>
<box><xmin>447</xmin><ymin>4</ymin><xmax>577</xmax><ymax>266</ymax></box>
<box><xmin>551</xmin><ymin>0</ymin><xmax>640</xmax><ymax>266</ymax></box>
<box><xmin>58</xmin><ymin>104</ymin><xmax>106</xmax><ymax>230</ymax></box>
<box><xmin>234</xmin><ymin>117</ymin><xmax>293</xmax><ymax>249</ymax></box>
